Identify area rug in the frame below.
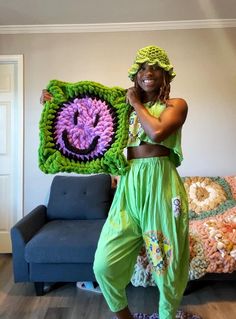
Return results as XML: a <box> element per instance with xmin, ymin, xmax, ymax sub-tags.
<box><xmin>132</xmin><ymin>310</ymin><xmax>202</xmax><ymax>319</ymax></box>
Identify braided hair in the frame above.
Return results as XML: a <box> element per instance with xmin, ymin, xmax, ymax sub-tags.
<box><xmin>157</xmin><ymin>69</ymin><xmax>171</xmax><ymax>103</ymax></box>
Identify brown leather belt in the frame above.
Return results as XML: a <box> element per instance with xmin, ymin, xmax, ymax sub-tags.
<box><xmin>127</xmin><ymin>143</ymin><xmax>170</xmax><ymax>160</ymax></box>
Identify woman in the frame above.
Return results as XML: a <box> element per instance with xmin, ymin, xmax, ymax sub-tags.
<box><xmin>93</xmin><ymin>45</ymin><xmax>189</xmax><ymax>319</ymax></box>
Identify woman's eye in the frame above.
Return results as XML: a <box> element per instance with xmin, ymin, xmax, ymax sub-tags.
<box><xmin>139</xmin><ymin>66</ymin><xmax>145</xmax><ymax>72</ymax></box>
<box><xmin>153</xmin><ymin>65</ymin><xmax>160</xmax><ymax>71</ymax></box>
<box><xmin>138</xmin><ymin>64</ymin><xmax>160</xmax><ymax>72</ymax></box>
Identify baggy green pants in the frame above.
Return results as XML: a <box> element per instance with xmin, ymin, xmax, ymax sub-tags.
<box><xmin>93</xmin><ymin>157</ymin><xmax>189</xmax><ymax>319</ymax></box>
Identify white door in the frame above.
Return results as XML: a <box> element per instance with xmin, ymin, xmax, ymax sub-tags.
<box><xmin>0</xmin><ymin>55</ymin><xmax>23</xmax><ymax>253</ymax></box>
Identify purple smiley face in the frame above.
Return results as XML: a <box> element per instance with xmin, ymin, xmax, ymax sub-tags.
<box><xmin>53</xmin><ymin>96</ymin><xmax>115</xmax><ymax>161</ymax></box>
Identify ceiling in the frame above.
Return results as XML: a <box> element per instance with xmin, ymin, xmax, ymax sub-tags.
<box><xmin>0</xmin><ymin>0</ymin><xmax>236</xmax><ymax>26</ymax></box>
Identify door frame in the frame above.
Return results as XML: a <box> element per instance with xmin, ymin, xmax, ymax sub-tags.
<box><xmin>0</xmin><ymin>55</ymin><xmax>24</xmax><ymax>226</ymax></box>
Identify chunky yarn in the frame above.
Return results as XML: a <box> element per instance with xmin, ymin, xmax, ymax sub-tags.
<box><xmin>131</xmin><ymin>176</ymin><xmax>236</xmax><ymax>284</ymax></box>
<box><xmin>39</xmin><ymin>80</ymin><xmax>131</xmax><ymax>175</ymax></box>
<box><xmin>128</xmin><ymin>45</ymin><xmax>176</xmax><ymax>81</ymax></box>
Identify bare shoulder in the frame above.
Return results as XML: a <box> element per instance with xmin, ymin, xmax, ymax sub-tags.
<box><xmin>166</xmin><ymin>98</ymin><xmax>188</xmax><ymax>114</ymax></box>
<box><xmin>167</xmin><ymin>98</ymin><xmax>188</xmax><ymax>108</ymax></box>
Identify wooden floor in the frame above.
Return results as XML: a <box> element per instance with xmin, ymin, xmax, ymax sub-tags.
<box><xmin>0</xmin><ymin>254</ymin><xmax>236</xmax><ymax>319</ymax></box>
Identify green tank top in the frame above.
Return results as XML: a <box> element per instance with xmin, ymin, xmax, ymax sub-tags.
<box><xmin>127</xmin><ymin>100</ymin><xmax>183</xmax><ymax>167</ymax></box>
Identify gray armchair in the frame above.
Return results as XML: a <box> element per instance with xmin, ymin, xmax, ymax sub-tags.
<box><xmin>11</xmin><ymin>174</ymin><xmax>114</xmax><ymax>295</ymax></box>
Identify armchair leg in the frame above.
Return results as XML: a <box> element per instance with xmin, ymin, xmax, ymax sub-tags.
<box><xmin>34</xmin><ymin>282</ymin><xmax>44</xmax><ymax>296</ymax></box>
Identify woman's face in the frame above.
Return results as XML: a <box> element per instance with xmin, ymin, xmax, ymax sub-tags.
<box><xmin>136</xmin><ymin>63</ymin><xmax>163</xmax><ymax>94</ymax></box>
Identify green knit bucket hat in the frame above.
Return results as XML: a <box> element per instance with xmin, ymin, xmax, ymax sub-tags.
<box><xmin>128</xmin><ymin>45</ymin><xmax>176</xmax><ymax>81</ymax></box>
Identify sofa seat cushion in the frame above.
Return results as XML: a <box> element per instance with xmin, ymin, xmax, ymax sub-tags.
<box><xmin>25</xmin><ymin>220</ymin><xmax>105</xmax><ymax>263</ymax></box>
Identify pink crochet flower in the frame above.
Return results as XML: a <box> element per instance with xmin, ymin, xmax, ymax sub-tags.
<box><xmin>225</xmin><ymin>176</ymin><xmax>236</xmax><ymax>199</ymax></box>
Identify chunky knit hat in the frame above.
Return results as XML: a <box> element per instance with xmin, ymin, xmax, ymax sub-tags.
<box><xmin>128</xmin><ymin>45</ymin><xmax>176</xmax><ymax>81</ymax></box>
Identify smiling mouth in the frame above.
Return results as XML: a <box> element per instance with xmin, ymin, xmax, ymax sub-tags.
<box><xmin>143</xmin><ymin>79</ymin><xmax>155</xmax><ymax>85</ymax></box>
<box><xmin>62</xmin><ymin>129</ymin><xmax>100</xmax><ymax>155</ymax></box>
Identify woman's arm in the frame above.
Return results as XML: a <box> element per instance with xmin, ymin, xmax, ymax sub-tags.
<box><xmin>126</xmin><ymin>87</ymin><xmax>188</xmax><ymax>142</ymax></box>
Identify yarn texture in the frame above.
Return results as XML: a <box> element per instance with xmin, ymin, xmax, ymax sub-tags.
<box><xmin>128</xmin><ymin>45</ymin><xmax>176</xmax><ymax>81</ymax></box>
<box><xmin>39</xmin><ymin>80</ymin><xmax>131</xmax><ymax>175</ymax></box>
<box><xmin>131</xmin><ymin>176</ymin><xmax>236</xmax><ymax>285</ymax></box>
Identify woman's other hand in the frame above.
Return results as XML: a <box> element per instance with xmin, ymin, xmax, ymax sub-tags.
<box><xmin>126</xmin><ymin>86</ymin><xmax>142</xmax><ymax>108</ymax></box>
<box><xmin>40</xmin><ymin>89</ymin><xmax>52</xmax><ymax>104</ymax></box>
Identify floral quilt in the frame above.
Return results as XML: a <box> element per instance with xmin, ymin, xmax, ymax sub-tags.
<box><xmin>131</xmin><ymin>176</ymin><xmax>236</xmax><ymax>286</ymax></box>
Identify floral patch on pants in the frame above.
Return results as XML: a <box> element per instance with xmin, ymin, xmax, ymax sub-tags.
<box><xmin>143</xmin><ymin>231</ymin><xmax>172</xmax><ymax>275</ymax></box>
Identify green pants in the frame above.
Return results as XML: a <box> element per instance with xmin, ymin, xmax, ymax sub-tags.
<box><xmin>93</xmin><ymin>157</ymin><xmax>189</xmax><ymax>319</ymax></box>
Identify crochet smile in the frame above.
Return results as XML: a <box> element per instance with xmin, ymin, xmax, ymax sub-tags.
<box><xmin>62</xmin><ymin>129</ymin><xmax>99</xmax><ymax>155</ymax></box>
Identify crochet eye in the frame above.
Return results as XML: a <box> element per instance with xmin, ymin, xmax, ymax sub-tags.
<box><xmin>93</xmin><ymin>113</ymin><xmax>100</xmax><ymax>127</ymax></box>
<box><xmin>73</xmin><ymin>110</ymin><xmax>79</xmax><ymax>125</ymax></box>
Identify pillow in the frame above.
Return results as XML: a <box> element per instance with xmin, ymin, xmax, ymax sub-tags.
<box><xmin>39</xmin><ymin>80</ymin><xmax>131</xmax><ymax>175</ymax></box>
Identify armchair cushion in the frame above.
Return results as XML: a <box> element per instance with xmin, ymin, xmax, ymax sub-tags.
<box><xmin>25</xmin><ymin>219</ymin><xmax>105</xmax><ymax>263</ymax></box>
<box><xmin>47</xmin><ymin>174</ymin><xmax>112</xmax><ymax>220</ymax></box>
<box><xmin>11</xmin><ymin>173</ymin><xmax>114</xmax><ymax>292</ymax></box>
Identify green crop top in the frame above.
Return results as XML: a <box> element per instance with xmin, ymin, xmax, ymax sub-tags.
<box><xmin>127</xmin><ymin>100</ymin><xmax>183</xmax><ymax>167</ymax></box>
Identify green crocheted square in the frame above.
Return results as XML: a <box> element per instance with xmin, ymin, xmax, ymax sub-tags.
<box><xmin>39</xmin><ymin>80</ymin><xmax>130</xmax><ymax>175</ymax></box>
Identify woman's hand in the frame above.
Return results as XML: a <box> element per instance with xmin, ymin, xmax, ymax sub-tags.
<box><xmin>40</xmin><ymin>89</ymin><xmax>52</xmax><ymax>104</ymax></box>
<box><xmin>126</xmin><ymin>86</ymin><xmax>142</xmax><ymax>108</ymax></box>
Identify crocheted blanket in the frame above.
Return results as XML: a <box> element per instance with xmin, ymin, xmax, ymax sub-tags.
<box><xmin>39</xmin><ymin>80</ymin><xmax>130</xmax><ymax>175</ymax></box>
<box><xmin>131</xmin><ymin>176</ymin><xmax>236</xmax><ymax>286</ymax></box>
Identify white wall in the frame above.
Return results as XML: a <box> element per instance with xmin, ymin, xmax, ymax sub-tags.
<box><xmin>0</xmin><ymin>28</ymin><xmax>235</xmax><ymax>214</ymax></box>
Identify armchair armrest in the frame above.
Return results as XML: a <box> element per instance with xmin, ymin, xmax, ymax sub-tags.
<box><xmin>11</xmin><ymin>205</ymin><xmax>47</xmax><ymax>282</ymax></box>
